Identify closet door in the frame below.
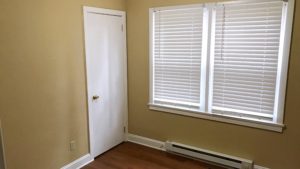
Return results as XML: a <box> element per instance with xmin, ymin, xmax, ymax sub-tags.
<box><xmin>83</xmin><ymin>7</ymin><xmax>127</xmax><ymax>158</ymax></box>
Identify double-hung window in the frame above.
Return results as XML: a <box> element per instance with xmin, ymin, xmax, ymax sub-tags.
<box><xmin>149</xmin><ymin>0</ymin><xmax>294</xmax><ymax>132</ymax></box>
<box><xmin>150</xmin><ymin>5</ymin><xmax>205</xmax><ymax>111</ymax></box>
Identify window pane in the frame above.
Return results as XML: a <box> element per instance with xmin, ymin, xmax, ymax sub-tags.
<box><xmin>211</xmin><ymin>0</ymin><xmax>284</xmax><ymax>121</ymax></box>
<box><xmin>153</xmin><ymin>6</ymin><xmax>204</xmax><ymax>110</ymax></box>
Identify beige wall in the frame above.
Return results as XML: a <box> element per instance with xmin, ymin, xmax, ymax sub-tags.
<box><xmin>0</xmin><ymin>0</ymin><xmax>299</xmax><ymax>169</ymax></box>
<box><xmin>0</xmin><ymin>0</ymin><xmax>125</xmax><ymax>169</ymax></box>
<box><xmin>127</xmin><ymin>0</ymin><xmax>300</xmax><ymax>169</ymax></box>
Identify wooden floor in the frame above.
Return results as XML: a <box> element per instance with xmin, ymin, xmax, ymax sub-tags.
<box><xmin>82</xmin><ymin>142</ymin><xmax>226</xmax><ymax>169</ymax></box>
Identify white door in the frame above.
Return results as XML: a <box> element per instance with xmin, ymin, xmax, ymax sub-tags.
<box><xmin>83</xmin><ymin>7</ymin><xmax>127</xmax><ymax>158</ymax></box>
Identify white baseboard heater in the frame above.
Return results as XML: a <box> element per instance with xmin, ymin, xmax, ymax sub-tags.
<box><xmin>165</xmin><ymin>141</ymin><xmax>253</xmax><ymax>169</ymax></box>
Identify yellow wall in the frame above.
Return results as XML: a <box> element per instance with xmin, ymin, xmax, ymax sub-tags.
<box><xmin>126</xmin><ymin>0</ymin><xmax>300</xmax><ymax>169</ymax></box>
<box><xmin>0</xmin><ymin>0</ymin><xmax>299</xmax><ymax>168</ymax></box>
<box><xmin>0</xmin><ymin>0</ymin><xmax>125</xmax><ymax>169</ymax></box>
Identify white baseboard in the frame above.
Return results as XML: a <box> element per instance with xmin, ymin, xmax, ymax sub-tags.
<box><xmin>61</xmin><ymin>154</ymin><xmax>94</xmax><ymax>169</ymax></box>
<box><xmin>126</xmin><ymin>133</ymin><xmax>269</xmax><ymax>169</ymax></box>
<box><xmin>253</xmin><ymin>165</ymin><xmax>270</xmax><ymax>169</ymax></box>
<box><xmin>127</xmin><ymin>133</ymin><xmax>165</xmax><ymax>151</ymax></box>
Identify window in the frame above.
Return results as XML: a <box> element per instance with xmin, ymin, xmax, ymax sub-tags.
<box><xmin>149</xmin><ymin>0</ymin><xmax>294</xmax><ymax>132</ymax></box>
<box><xmin>151</xmin><ymin>5</ymin><xmax>204</xmax><ymax>111</ymax></box>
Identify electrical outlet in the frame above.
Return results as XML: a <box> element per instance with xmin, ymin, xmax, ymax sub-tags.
<box><xmin>70</xmin><ymin>140</ymin><xmax>76</xmax><ymax>151</ymax></box>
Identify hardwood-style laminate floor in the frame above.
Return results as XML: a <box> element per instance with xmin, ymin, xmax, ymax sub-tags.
<box><xmin>81</xmin><ymin>142</ymin><xmax>227</xmax><ymax>169</ymax></box>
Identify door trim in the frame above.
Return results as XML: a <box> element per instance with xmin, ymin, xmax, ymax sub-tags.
<box><xmin>83</xmin><ymin>6</ymin><xmax>128</xmax><ymax>158</ymax></box>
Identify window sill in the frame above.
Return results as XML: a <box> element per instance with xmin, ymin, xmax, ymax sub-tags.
<box><xmin>149</xmin><ymin>103</ymin><xmax>285</xmax><ymax>133</ymax></box>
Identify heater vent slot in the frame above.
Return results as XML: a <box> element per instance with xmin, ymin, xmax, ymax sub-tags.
<box><xmin>165</xmin><ymin>141</ymin><xmax>253</xmax><ymax>169</ymax></box>
<box><xmin>172</xmin><ymin>144</ymin><xmax>241</xmax><ymax>164</ymax></box>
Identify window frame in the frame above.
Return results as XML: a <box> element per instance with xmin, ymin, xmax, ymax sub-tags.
<box><xmin>149</xmin><ymin>0</ymin><xmax>295</xmax><ymax>132</ymax></box>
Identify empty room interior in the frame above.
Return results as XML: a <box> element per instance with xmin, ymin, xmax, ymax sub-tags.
<box><xmin>0</xmin><ymin>0</ymin><xmax>299</xmax><ymax>169</ymax></box>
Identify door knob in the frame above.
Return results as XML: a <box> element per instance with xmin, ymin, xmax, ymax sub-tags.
<box><xmin>92</xmin><ymin>95</ymin><xmax>100</xmax><ymax>100</ymax></box>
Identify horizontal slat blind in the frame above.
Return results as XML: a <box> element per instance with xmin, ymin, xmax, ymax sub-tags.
<box><xmin>211</xmin><ymin>0</ymin><xmax>284</xmax><ymax>121</ymax></box>
<box><xmin>153</xmin><ymin>6</ymin><xmax>204</xmax><ymax>109</ymax></box>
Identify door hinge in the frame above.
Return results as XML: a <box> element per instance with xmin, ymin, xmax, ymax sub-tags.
<box><xmin>123</xmin><ymin>126</ymin><xmax>126</xmax><ymax>133</ymax></box>
<box><xmin>121</xmin><ymin>24</ymin><xmax>124</xmax><ymax>32</ymax></box>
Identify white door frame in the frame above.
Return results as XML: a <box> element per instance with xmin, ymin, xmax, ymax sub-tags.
<box><xmin>83</xmin><ymin>6</ymin><xmax>128</xmax><ymax>158</ymax></box>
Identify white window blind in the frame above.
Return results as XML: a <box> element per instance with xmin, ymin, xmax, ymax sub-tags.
<box><xmin>210</xmin><ymin>0</ymin><xmax>285</xmax><ymax>121</ymax></box>
<box><xmin>150</xmin><ymin>0</ymin><xmax>293</xmax><ymax>131</ymax></box>
<box><xmin>152</xmin><ymin>5</ymin><xmax>204</xmax><ymax>110</ymax></box>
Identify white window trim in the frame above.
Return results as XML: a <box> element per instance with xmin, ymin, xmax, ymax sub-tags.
<box><xmin>274</xmin><ymin>0</ymin><xmax>294</xmax><ymax>124</ymax></box>
<box><xmin>149</xmin><ymin>0</ymin><xmax>294</xmax><ymax>133</ymax></box>
<box><xmin>149</xmin><ymin>103</ymin><xmax>285</xmax><ymax>132</ymax></box>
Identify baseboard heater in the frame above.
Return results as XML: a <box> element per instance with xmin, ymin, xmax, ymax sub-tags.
<box><xmin>165</xmin><ymin>141</ymin><xmax>253</xmax><ymax>169</ymax></box>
